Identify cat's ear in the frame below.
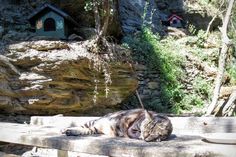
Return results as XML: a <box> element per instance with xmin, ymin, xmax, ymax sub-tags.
<box><xmin>145</xmin><ymin>110</ymin><xmax>152</xmax><ymax>120</ymax></box>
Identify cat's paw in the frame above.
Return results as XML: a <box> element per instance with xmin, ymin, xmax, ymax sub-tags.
<box><xmin>61</xmin><ymin>128</ymin><xmax>77</xmax><ymax>136</ymax></box>
<box><xmin>65</xmin><ymin>129</ymin><xmax>75</xmax><ymax>136</ymax></box>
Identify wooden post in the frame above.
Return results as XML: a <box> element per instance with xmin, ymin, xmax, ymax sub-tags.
<box><xmin>57</xmin><ymin>150</ymin><xmax>68</xmax><ymax>157</ymax></box>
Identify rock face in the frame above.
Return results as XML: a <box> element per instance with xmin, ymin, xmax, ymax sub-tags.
<box><xmin>0</xmin><ymin>55</ymin><xmax>20</xmax><ymax>108</ymax></box>
<box><xmin>0</xmin><ymin>0</ymin><xmax>36</xmax><ymax>43</ymax></box>
<box><xmin>0</xmin><ymin>40</ymin><xmax>137</xmax><ymax>115</ymax></box>
<box><xmin>118</xmin><ymin>0</ymin><xmax>184</xmax><ymax>35</ymax></box>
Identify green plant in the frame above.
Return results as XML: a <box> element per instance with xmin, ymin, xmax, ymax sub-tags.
<box><xmin>193</xmin><ymin>76</ymin><xmax>211</xmax><ymax>97</ymax></box>
<box><xmin>191</xmin><ymin>95</ymin><xmax>204</xmax><ymax>107</ymax></box>
<box><xmin>172</xmin><ymin>93</ymin><xmax>204</xmax><ymax>114</ymax></box>
<box><xmin>198</xmin><ymin>0</ymin><xmax>211</xmax><ymax>5</ymax></box>
<box><xmin>227</xmin><ymin>62</ymin><xmax>236</xmax><ymax>84</ymax></box>
<box><xmin>188</xmin><ymin>24</ymin><xmax>197</xmax><ymax>35</ymax></box>
<box><xmin>196</xmin><ymin>30</ymin><xmax>207</xmax><ymax>48</ymax></box>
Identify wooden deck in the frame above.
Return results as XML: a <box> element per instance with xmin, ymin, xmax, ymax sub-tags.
<box><xmin>0</xmin><ymin>116</ymin><xmax>236</xmax><ymax>157</ymax></box>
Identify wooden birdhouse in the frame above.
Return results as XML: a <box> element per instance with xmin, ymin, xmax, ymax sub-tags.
<box><xmin>168</xmin><ymin>14</ymin><xmax>183</xmax><ymax>28</ymax></box>
<box><xmin>28</xmin><ymin>3</ymin><xmax>79</xmax><ymax>39</ymax></box>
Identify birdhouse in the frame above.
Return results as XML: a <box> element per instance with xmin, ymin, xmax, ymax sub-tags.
<box><xmin>28</xmin><ymin>3</ymin><xmax>79</xmax><ymax>39</ymax></box>
<box><xmin>168</xmin><ymin>14</ymin><xmax>183</xmax><ymax>28</ymax></box>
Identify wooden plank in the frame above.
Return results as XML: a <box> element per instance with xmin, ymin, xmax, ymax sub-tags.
<box><xmin>30</xmin><ymin>116</ymin><xmax>99</xmax><ymax>128</ymax></box>
<box><xmin>0</xmin><ymin>151</ymin><xmax>20</xmax><ymax>157</ymax></box>
<box><xmin>171</xmin><ymin>117</ymin><xmax>236</xmax><ymax>135</ymax></box>
<box><xmin>0</xmin><ymin>122</ymin><xmax>236</xmax><ymax>157</ymax></box>
<box><xmin>30</xmin><ymin>116</ymin><xmax>236</xmax><ymax>135</ymax></box>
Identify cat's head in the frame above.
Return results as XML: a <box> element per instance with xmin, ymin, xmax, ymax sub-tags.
<box><xmin>140</xmin><ymin>110</ymin><xmax>173</xmax><ymax>142</ymax></box>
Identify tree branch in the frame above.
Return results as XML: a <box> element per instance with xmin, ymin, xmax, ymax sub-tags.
<box><xmin>205</xmin><ymin>9</ymin><xmax>225</xmax><ymax>37</ymax></box>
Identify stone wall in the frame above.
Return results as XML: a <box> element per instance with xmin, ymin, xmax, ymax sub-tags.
<box><xmin>121</xmin><ymin>63</ymin><xmax>163</xmax><ymax>112</ymax></box>
<box><xmin>135</xmin><ymin>64</ymin><xmax>160</xmax><ymax>102</ymax></box>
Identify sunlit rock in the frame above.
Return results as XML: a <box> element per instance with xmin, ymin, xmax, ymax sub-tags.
<box><xmin>0</xmin><ymin>40</ymin><xmax>138</xmax><ymax>115</ymax></box>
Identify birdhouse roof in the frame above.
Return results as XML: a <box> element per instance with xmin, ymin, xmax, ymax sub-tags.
<box><xmin>28</xmin><ymin>3</ymin><xmax>79</xmax><ymax>27</ymax></box>
<box><xmin>168</xmin><ymin>14</ymin><xmax>183</xmax><ymax>21</ymax></box>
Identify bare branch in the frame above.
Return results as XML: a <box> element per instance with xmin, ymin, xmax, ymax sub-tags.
<box><xmin>205</xmin><ymin>10</ymin><xmax>225</xmax><ymax>37</ymax></box>
<box><xmin>206</xmin><ymin>0</ymin><xmax>235</xmax><ymax>115</ymax></box>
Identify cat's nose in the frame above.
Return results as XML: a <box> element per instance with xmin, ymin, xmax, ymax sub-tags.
<box><xmin>139</xmin><ymin>134</ymin><xmax>144</xmax><ymax>140</ymax></box>
<box><xmin>156</xmin><ymin>138</ymin><xmax>161</xmax><ymax>142</ymax></box>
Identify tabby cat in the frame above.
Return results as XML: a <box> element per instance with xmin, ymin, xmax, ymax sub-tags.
<box><xmin>62</xmin><ymin>109</ymin><xmax>173</xmax><ymax>142</ymax></box>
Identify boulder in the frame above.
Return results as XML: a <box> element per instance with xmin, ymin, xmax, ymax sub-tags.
<box><xmin>68</xmin><ymin>34</ymin><xmax>83</xmax><ymax>41</ymax></box>
<box><xmin>76</xmin><ymin>27</ymin><xmax>97</xmax><ymax>39</ymax></box>
<box><xmin>0</xmin><ymin>40</ymin><xmax>138</xmax><ymax>115</ymax></box>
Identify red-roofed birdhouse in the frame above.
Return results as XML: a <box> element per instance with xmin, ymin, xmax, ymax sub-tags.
<box><xmin>168</xmin><ymin>14</ymin><xmax>183</xmax><ymax>28</ymax></box>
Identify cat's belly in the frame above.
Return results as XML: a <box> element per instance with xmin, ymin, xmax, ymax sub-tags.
<box><xmin>94</xmin><ymin>118</ymin><xmax>120</xmax><ymax>137</ymax></box>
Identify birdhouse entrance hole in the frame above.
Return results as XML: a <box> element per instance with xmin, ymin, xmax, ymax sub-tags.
<box><xmin>44</xmin><ymin>18</ymin><xmax>56</xmax><ymax>31</ymax></box>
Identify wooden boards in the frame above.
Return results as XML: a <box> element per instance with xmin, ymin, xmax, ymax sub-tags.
<box><xmin>0</xmin><ymin>117</ymin><xmax>236</xmax><ymax>157</ymax></box>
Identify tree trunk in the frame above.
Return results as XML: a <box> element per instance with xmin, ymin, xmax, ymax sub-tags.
<box><xmin>94</xmin><ymin>0</ymin><xmax>111</xmax><ymax>45</ymax></box>
<box><xmin>99</xmin><ymin>0</ymin><xmax>110</xmax><ymax>37</ymax></box>
<box><xmin>222</xmin><ymin>90</ymin><xmax>236</xmax><ymax>116</ymax></box>
<box><xmin>206</xmin><ymin>0</ymin><xmax>235</xmax><ymax>115</ymax></box>
<box><xmin>93</xmin><ymin>0</ymin><xmax>101</xmax><ymax>37</ymax></box>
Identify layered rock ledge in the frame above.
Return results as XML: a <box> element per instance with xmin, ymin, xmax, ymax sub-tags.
<box><xmin>0</xmin><ymin>40</ymin><xmax>137</xmax><ymax>115</ymax></box>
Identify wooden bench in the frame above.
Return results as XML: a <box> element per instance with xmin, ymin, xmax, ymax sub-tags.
<box><xmin>0</xmin><ymin>116</ymin><xmax>236</xmax><ymax>157</ymax></box>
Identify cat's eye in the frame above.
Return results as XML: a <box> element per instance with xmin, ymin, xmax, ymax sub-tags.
<box><xmin>132</xmin><ymin>129</ymin><xmax>141</xmax><ymax>133</ymax></box>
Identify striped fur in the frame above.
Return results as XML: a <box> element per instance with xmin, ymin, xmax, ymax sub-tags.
<box><xmin>62</xmin><ymin>109</ymin><xmax>173</xmax><ymax>142</ymax></box>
